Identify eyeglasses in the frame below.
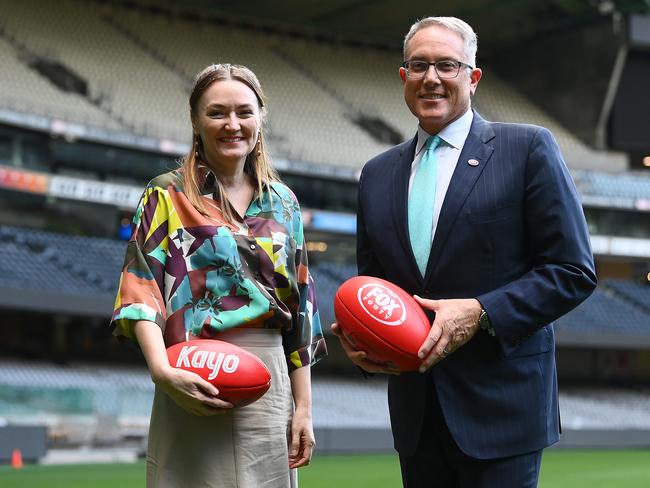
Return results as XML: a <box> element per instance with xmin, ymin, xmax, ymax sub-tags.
<box><xmin>402</xmin><ymin>59</ymin><xmax>474</xmax><ymax>80</ymax></box>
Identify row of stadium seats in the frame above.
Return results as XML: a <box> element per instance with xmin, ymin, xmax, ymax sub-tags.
<box><xmin>2</xmin><ymin>358</ymin><xmax>650</xmax><ymax>443</ymax></box>
<box><xmin>558</xmin><ymin>387</ymin><xmax>650</xmax><ymax>430</ymax></box>
<box><xmin>0</xmin><ymin>225</ymin><xmax>124</xmax><ymax>297</ymax></box>
<box><xmin>556</xmin><ymin>288</ymin><xmax>650</xmax><ymax>334</ymax></box>
<box><xmin>1</xmin><ymin>224</ymin><xmax>649</xmax><ymax>334</ymax></box>
<box><xmin>0</xmin><ymin>0</ymin><xmax>188</xmax><ymax>139</ymax></box>
<box><xmin>0</xmin><ymin>0</ymin><xmax>628</xmax><ymax>171</ymax></box>
<box><xmin>574</xmin><ymin>170</ymin><xmax>650</xmax><ymax>201</ymax></box>
<box><xmin>310</xmin><ymin>262</ymin><xmax>357</xmax><ymax>327</ymax></box>
<box><xmin>603</xmin><ymin>278</ymin><xmax>650</xmax><ymax>313</ymax></box>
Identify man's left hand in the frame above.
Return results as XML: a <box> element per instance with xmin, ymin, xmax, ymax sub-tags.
<box><xmin>414</xmin><ymin>296</ymin><xmax>482</xmax><ymax>372</ymax></box>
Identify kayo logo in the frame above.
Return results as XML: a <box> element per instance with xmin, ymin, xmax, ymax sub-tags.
<box><xmin>357</xmin><ymin>283</ymin><xmax>407</xmax><ymax>326</ymax></box>
<box><xmin>175</xmin><ymin>345</ymin><xmax>240</xmax><ymax>380</ymax></box>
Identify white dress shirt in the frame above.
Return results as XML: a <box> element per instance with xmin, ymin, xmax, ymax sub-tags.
<box><xmin>408</xmin><ymin>108</ymin><xmax>474</xmax><ymax>245</ymax></box>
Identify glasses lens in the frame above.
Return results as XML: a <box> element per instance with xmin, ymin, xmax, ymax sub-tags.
<box><xmin>407</xmin><ymin>61</ymin><xmax>428</xmax><ymax>77</ymax></box>
<box><xmin>435</xmin><ymin>60</ymin><xmax>460</xmax><ymax>79</ymax></box>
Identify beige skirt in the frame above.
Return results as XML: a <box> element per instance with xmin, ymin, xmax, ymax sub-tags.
<box><xmin>146</xmin><ymin>329</ymin><xmax>297</xmax><ymax>488</ymax></box>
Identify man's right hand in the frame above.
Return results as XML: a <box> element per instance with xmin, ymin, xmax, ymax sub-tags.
<box><xmin>330</xmin><ymin>323</ymin><xmax>400</xmax><ymax>375</ymax></box>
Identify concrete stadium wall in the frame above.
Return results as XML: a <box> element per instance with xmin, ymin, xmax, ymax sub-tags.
<box><xmin>315</xmin><ymin>427</ymin><xmax>394</xmax><ymax>453</ymax></box>
<box><xmin>315</xmin><ymin>427</ymin><xmax>650</xmax><ymax>454</ymax></box>
<box><xmin>0</xmin><ymin>425</ymin><xmax>47</xmax><ymax>463</ymax></box>
<box><xmin>555</xmin><ymin>429</ymin><xmax>650</xmax><ymax>450</ymax></box>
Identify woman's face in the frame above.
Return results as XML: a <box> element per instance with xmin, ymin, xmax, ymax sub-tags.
<box><xmin>193</xmin><ymin>79</ymin><xmax>261</xmax><ymax>169</ymax></box>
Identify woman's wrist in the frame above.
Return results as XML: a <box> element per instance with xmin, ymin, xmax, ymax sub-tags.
<box><xmin>133</xmin><ymin>320</ymin><xmax>173</xmax><ymax>385</ymax></box>
<box><xmin>294</xmin><ymin>403</ymin><xmax>312</xmax><ymax>416</ymax></box>
<box><xmin>149</xmin><ymin>361</ymin><xmax>173</xmax><ymax>385</ymax></box>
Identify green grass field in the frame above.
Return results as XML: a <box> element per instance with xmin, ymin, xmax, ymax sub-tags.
<box><xmin>1</xmin><ymin>450</ymin><xmax>649</xmax><ymax>487</ymax></box>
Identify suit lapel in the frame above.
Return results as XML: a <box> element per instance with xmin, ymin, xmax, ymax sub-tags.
<box><xmin>424</xmin><ymin>113</ymin><xmax>495</xmax><ymax>282</ymax></box>
<box><xmin>391</xmin><ymin>136</ymin><xmax>423</xmax><ymax>283</ymax></box>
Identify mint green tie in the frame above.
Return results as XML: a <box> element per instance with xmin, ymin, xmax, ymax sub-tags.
<box><xmin>409</xmin><ymin>135</ymin><xmax>442</xmax><ymax>276</ymax></box>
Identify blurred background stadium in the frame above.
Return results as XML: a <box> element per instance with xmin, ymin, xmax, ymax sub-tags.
<box><xmin>0</xmin><ymin>0</ymin><xmax>649</xmax><ymax>470</ymax></box>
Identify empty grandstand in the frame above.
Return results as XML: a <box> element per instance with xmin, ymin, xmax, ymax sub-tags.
<box><xmin>1</xmin><ymin>0</ymin><xmax>650</xmax><ymax>463</ymax></box>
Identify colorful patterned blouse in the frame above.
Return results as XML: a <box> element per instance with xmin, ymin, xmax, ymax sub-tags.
<box><xmin>111</xmin><ymin>169</ymin><xmax>326</xmax><ymax>371</ymax></box>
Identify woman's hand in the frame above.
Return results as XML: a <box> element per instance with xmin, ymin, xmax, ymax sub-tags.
<box><xmin>133</xmin><ymin>320</ymin><xmax>232</xmax><ymax>416</ymax></box>
<box><xmin>289</xmin><ymin>366</ymin><xmax>315</xmax><ymax>468</ymax></box>
<box><xmin>288</xmin><ymin>406</ymin><xmax>315</xmax><ymax>468</ymax></box>
<box><xmin>153</xmin><ymin>364</ymin><xmax>233</xmax><ymax>416</ymax></box>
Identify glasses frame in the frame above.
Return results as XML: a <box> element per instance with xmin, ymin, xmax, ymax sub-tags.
<box><xmin>402</xmin><ymin>59</ymin><xmax>474</xmax><ymax>80</ymax></box>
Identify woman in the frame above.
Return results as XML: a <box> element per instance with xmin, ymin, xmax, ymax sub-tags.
<box><xmin>111</xmin><ymin>64</ymin><xmax>327</xmax><ymax>488</ymax></box>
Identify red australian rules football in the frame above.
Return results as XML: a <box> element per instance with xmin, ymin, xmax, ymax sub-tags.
<box><xmin>334</xmin><ymin>276</ymin><xmax>431</xmax><ymax>371</ymax></box>
<box><xmin>166</xmin><ymin>339</ymin><xmax>271</xmax><ymax>407</ymax></box>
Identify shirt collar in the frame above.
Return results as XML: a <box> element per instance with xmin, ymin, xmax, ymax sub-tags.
<box><xmin>415</xmin><ymin>108</ymin><xmax>474</xmax><ymax>155</ymax></box>
<box><xmin>196</xmin><ymin>164</ymin><xmax>282</xmax><ymax>201</ymax></box>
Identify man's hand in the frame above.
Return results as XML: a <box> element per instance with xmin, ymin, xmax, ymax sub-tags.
<box><xmin>330</xmin><ymin>323</ymin><xmax>400</xmax><ymax>375</ymax></box>
<box><xmin>414</xmin><ymin>297</ymin><xmax>482</xmax><ymax>372</ymax></box>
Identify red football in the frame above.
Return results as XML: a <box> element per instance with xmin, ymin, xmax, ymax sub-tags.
<box><xmin>167</xmin><ymin>339</ymin><xmax>271</xmax><ymax>407</ymax></box>
<box><xmin>334</xmin><ymin>276</ymin><xmax>431</xmax><ymax>371</ymax></box>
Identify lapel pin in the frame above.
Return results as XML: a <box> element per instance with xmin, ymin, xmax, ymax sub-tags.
<box><xmin>467</xmin><ymin>159</ymin><xmax>479</xmax><ymax>167</ymax></box>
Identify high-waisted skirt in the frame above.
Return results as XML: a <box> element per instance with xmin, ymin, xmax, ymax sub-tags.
<box><xmin>146</xmin><ymin>328</ymin><xmax>297</xmax><ymax>488</ymax></box>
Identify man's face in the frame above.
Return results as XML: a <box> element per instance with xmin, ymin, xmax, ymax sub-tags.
<box><xmin>400</xmin><ymin>25</ymin><xmax>482</xmax><ymax>134</ymax></box>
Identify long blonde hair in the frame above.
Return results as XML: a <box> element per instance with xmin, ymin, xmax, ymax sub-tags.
<box><xmin>181</xmin><ymin>63</ymin><xmax>279</xmax><ymax>222</ymax></box>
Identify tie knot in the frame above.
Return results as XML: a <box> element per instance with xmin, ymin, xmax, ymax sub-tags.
<box><xmin>424</xmin><ymin>135</ymin><xmax>442</xmax><ymax>151</ymax></box>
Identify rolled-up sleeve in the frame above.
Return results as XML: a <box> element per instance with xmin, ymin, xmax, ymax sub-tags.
<box><xmin>111</xmin><ymin>186</ymin><xmax>170</xmax><ymax>341</ymax></box>
<box><xmin>282</xmin><ymin>193</ymin><xmax>327</xmax><ymax>371</ymax></box>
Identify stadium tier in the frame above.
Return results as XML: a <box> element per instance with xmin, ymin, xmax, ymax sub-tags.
<box><xmin>0</xmin><ymin>36</ymin><xmax>121</xmax><ymax>131</ymax></box>
<box><xmin>555</xmin><ymin>288</ymin><xmax>650</xmax><ymax>335</ymax></box>
<box><xmin>1</xmin><ymin>0</ymin><xmax>650</xmax><ymax>461</ymax></box>
<box><xmin>1</xmin><ymin>358</ymin><xmax>649</xmax><ymax>450</ymax></box>
<box><xmin>604</xmin><ymin>278</ymin><xmax>650</xmax><ymax>313</ymax></box>
<box><xmin>0</xmin><ymin>225</ymin><xmax>123</xmax><ymax>298</ymax></box>
<box><xmin>0</xmin><ymin>0</ymin><xmax>629</xmax><ymax>171</ymax></box>
<box><xmin>558</xmin><ymin>387</ymin><xmax>650</xmax><ymax>431</ymax></box>
<box><xmin>575</xmin><ymin>170</ymin><xmax>650</xmax><ymax>201</ymax></box>
<box><xmin>1</xmin><ymin>224</ymin><xmax>648</xmax><ymax>345</ymax></box>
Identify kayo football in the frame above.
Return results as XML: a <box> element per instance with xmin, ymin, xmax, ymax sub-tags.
<box><xmin>167</xmin><ymin>339</ymin><xmax>271</xmax><ymax>407</ymax></box>
<box><xmin>334</xmin><ymin>276</ymin><xmax>431</xmax><ymax>371</ymax></box>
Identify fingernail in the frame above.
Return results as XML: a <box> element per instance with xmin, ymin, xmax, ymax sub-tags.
<box><xmin>419</xmin><ymin>366</ymin><xmax>426</xmax><ymax>373</ymax></box>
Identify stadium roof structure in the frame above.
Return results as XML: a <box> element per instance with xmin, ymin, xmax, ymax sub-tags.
<box><xmin>122</xmin><ymin>0</ymin><xmax>650</xmax><ymax>49</ymax></box>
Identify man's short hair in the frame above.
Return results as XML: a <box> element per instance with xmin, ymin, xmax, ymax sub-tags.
<box><xmin>403</xmin><ymin>17</ymin><xmax>478</xmax><ymax>67</ymax></box>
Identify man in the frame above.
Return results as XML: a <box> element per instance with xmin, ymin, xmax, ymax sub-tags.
<box><xmin>332</xmin><ymin>16</ymin><xmax>596</xmax><ymax>487</ymax></box>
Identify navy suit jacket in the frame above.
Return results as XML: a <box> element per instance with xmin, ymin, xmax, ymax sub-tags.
<box><xmin>357</xmin><ymin>111</ymin><xmax>597</xmax><ymax>459</ymax></box>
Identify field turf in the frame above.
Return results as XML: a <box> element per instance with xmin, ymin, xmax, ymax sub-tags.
<box><xmin>1</xmin><ymin>450</ymin><xmax>649</xmax><ymax>487</ymax></box>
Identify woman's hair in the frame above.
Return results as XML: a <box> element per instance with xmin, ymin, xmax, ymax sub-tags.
<box><xmin>181</xmin><ymin>63</ymin><xmax>279</xmax><ymax>222</ymax></box>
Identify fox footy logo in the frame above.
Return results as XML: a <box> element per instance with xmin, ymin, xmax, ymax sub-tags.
<box><xmin>357</xmin><ymin>283</ymin><xmax>406</xmax><ymax>326</ymax></box>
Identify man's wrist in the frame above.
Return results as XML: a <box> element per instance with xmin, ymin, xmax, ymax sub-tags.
<box><xmin>477</xmin><ymin>305</ymin><xmax>496</xmax><ymax>336</ymax></box>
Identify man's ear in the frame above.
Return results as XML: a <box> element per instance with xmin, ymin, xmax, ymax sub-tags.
<box><xmin>469</xmin><ymin>68</ymin><xmax>482</xmax><ymax>96</ymax></box>
<box><xmin>399</xmin><ymin>67</ymin><xmax>407</xmax><ymax>83</ymax></box>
